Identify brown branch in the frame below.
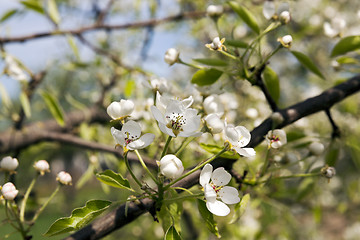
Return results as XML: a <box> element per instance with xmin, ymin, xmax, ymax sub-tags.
<box><xmin>0</xmin><ymin>10</ymin><xmax>208</xmax><ymax>44</ymax></box>
<box><xmin>64</xmin><ymin>74</ymin><xmax>360</xmax><ymax>240</ymax></box>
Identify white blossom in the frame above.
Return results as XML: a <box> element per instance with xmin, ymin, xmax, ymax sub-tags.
<box><xmin>159</xmin><ymin>154</ymin><xmax>184</xmax><ymax>179</ymax></box>
<box><xmin>203</xmin><ymin>94</ymin><xmax>224</xmax><ymax>117</ymax></box>
<box><xmin>143</xmin><ymin>77</ymin><xmax>170</xmax><ymax>94</ymax></box>
<box><xmin>205</xmin><ymin>37</ymin><xmax>226</xmax><ymax>51</ymax></box>
<box><xmin>278</xmin><ymin>35</ymin><xmax>293</xmax><ymax>48</ymax></box>
<box><xmin>164</xmin><ymin>48</ymin><xmax>180</xmax><ymax>65</ymax></box>
<box><xmin>56</xmin><ymin>171</ymin><xmax>72</xmax><ymax>185</ymax></box>
<box><xmin>0</xmin><ymin>156</ymin><xmax>19</xmax><ymax>172</ymax></box>
<box><xmin>279</xmin><ymin>10</ymin><xmax>291</xmax><ymax>24</ymax></box>
<box><xmin>34</xmin><ymin>160</ymin><xmax>50</xmax><ymax>175</ymax></box>
<box><xmin>111</xmin><ymin>120</ymin><xmax>154</xmax><ymax>151</ymax></box>
<box><xmin>107</xmin><ymin>99</ymin><xmax>135</xmax><ymax>120</ymax></box>
<box><xmin>324</xmin><ymin>17</ymin><xmax>346</xmax><ymax>38</ymax></box>
<box><xmin>1</xmin><ymin>182</ymin><xmax>19</xmax><ymax>200</ymax></box>
<box><xmin>263</xmin><ymin>1</ymin><xmax>276</xmax><ymax>20</ymax></box>
<box><xmin>309</xmin><ymin>142</ymin><xmax>325</xmax><ymax>156</ymax></box>
<box><xmin>151</xmin><ymin>93</ymin><xmax>201</xmax><ymax>137</ymax></box>
<box><xmin>200</xmin><ymin>164</ymin><xmax>240</xmax><ymax>216</ymax></box>
<box><xmin>266</xmin><ymin>129</ymin><xmax>287</xmax><ymax>148</ymax></box>
<box><xmin>225</xmin><ymin>122</ymin><xmax>256</xmax><ymax>157</ymax></box>
<box><xmin>4</xmin><ymin>55</ymin><xmax>29</xmax><ymax>82</ymax></box>
<box><xmin>206</xmin><ymin>5</ymin><xmax>223</xmax><ymax>18</ymax></box>
<box><xmin>204</xmin><ymin>114</ymin><xmax>224</xmax><ymax>134</ymax></box>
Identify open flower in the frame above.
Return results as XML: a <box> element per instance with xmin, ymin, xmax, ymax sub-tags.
<box><xmin>1</xmin><ymin>182</ymin><xmax>19</xmax><ymax>200</ymax></box>
<box><xmin>111</xmin><ymin>120</ymin><xmax>155</xmax><ymax>151</ymax></box>
<box><xmin>0</xmin><ymin>156</ymin><xmax>19</xmax><ymax>172</ymax></box>
<box><xmin>107</xmin><ymin>99</ymin><xmax>135</xmax><ymax>120</ymax></box>
<box><xmin>151</xmin><ymin>95</ymin><xmax>201</xmax><ymax>137</ymax></box>
<box><xmin>200</xmin><ymin>164</ymin><xmax>240</xmax><ymax>216</ymax></box>
<box><xmin>263</xmin><ymin>1</ymin><xmax>290</xmax><ymax>23</ymax></box>
<box><xmin>143</xmin><ymin>77</ymin><xmax>170</xmax><ymax>94</ymax></box>
<box><xmin>224</xmin><ymin>122</ymin><xmax>256</xmax><ymax>157</ymax></box>
<box><xmin>159</xmin><ymin>154</ymin><xmax>184</xmax><ymax>179</ymax></box>
<box><xmin>266</xmin><ymin>129</ymin><xmax>287</xmax><ymax>148</ymax></box>
<box><xmin>205</xmin><ymin>37</ymin><xmax>226</xmax><ymax>51</ymax></box>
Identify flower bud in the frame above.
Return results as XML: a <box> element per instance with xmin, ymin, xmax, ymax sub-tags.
<box><xmin>321</xmin><ymin>166</ymin><xmax>336</xmax><ymax>179</ymax></box>
<box><xmin>1</xmin><ymin>182</ymin><xmax>18</xmax><ymax>200</ymax></box>
<box><xmin>308</xmin><ymin>142</ymin><xmax>325</xmax><ymax>156</ymax></box>
<box><xmin>206</xmin><ymin>5</ymin><xmax>223</xmax><ymax>18</ymax></box>
<box><xmin>204</xmin><ymin>114</ymin><xmax>224</xmax><ymax>134</ymax></box>
<box><xmin>0</xmin><ymin>156</ymin><xmax>19</xmax><ymax>172</ymax></box>
<box><xmin>164</xmin><ymin>48</ymin><xmax>180</xmax><ymax>66</ymax></box>
<box><xmin>279</xmin><ymin>11</ymin><xmax>291</xmax><ymax>24</ymax></box>
<box><xmin>271</xmin><ymin>112</ymin><xmax>284</xmax><ymax>125</ymax></box>
<box><xmin>278</xmin><ymin>35</ymin><xmax>292</xmax><ymax>48</ymax></box>
<box><xmin>34</xmin><ymin>160</ymin><xmax>50</xmax><ymax>175</ymax></box>
<box><xmin>56</xmin><ymin>171</ymin><xmax>72</xmax><ymax>185</ymax></box>
<box><xmin>159</xmin><ymin>154</ymin><xmax>184</xmax><ymax>179</ymax></box>
<box><xmin>107</xmin><ymin>99</ymin><xmax>135</xmax><ymax>120</ymax></box>
<box><xmin>205</xmin><ymin>37</ymin><xmax>226</xmax><ymax>51</ymax></box>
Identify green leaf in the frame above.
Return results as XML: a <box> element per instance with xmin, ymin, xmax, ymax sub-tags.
<box><xmin>225</xmin><ymin>39</ymin><xmax>248</xmax><ymax>48</ymax></box>
<box><xmin>0</xmin><ymin>9</ymin><xmax>18</xmax><ymax>23</ymax></box>
<box><xmin>165</xmin><ymin>225</ymin><xmax>182</xmax><ymax>240</ymax></box>
<box><xmin>200</xmin><ymin>143</ymin><xmax>238</xmax><ymax>160</ymax></box>
<box><xmin>66</xmin><ymin>35</ymin><xmax>80</xmax><ymax>60</ymax></box>
<box><xmin>336</xmin><ymin>56</ymin><xmax>359</xmax><ymax>65</ymax></box>
<box><xmin>20</xmin><ymin>0</ymin><xmax>45</xmax><ymax>14</ymax></box>
<box><xmin>228</xmin><ymin>1</ymin><xmax>260</xmax><ymax>34</ymax></box>
<box><xmin>47</xmin><ymin>0</ymin><xmax>60</xmax><ymax>24</ymax></box>
<box><xmin>20</xmin><ymin>92</ymin><xmax>31</xmax><ymax>118</ymax></box>
<box><xmin>263</xmin><ymin>66</ymin><xmax>280</xmax><ymax>104</ymax></box>
<box><xmin>291</xmin><ymin>51</ymin><xmax>325</xmax><ymax>79</ymax></box>
<box><xmin>124</xmin><ymin>79</ymin><xmax>136</xmax><ymax>98</ymax></box>
<box><xmin>96</xmin><ymin>169</ymin><xmax>133</xmax><ymax>192</ymax></box>
<box><xmin>331</xmin><ymin>35</ymin><xmax>360</xmax><ymax>57</ymax></box>
<box><xmin>0</xmin><ymin>82</ymin><xmax>12</xmax><ymax>109</ymax></box>
<box><xmin>193</xmin><ymin>58</ymin><xmax>228</xmax><ymax>67</ymax></box>
<box><xmin>40</xmin><ymin>90</ymin><xmax>65</xmax><ymax>127</ymax></box>
<box><xmin>191</xmin><ymin>68</ymin><xmax>223</xmax><ymax>86</ymax></box>
<box><xmin>197</xmin><ymin>199</ymin><xmax>221</xmax><ymax>238</ymax></box>
<box><xmin>44</xmin><ymin>200</ymin><xmax>112</xmax><ymax>236</ymax></box>
<box><xmin>238</xmin><ymin>193</ymin><xmax>250</xmax><ymax>217</ymax></box>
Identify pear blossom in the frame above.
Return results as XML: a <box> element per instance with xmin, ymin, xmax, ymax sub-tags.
<box><xmin>159</xmin><ymin>154</ymin><xmax>184</xmax><ymax>179</ymax></box>
<box><xmin>200</xmin><ymin>164</ymin><xmax>240</xmax><ymax>216</ymax></box>
<box><xmin>56</xmin><ymin>171</ymin><xmax>72</xmax><ymax>185</ymax></box>
<box><xmin>107</xmin><ymin>99</ymin><xmax>134</xmax><ymax>120</ymax></box>
<box><xmin>263</xmin><ymin>1</ymin><xmax>276</xmax><ymax>20</ymax></box>
<box><xmin>204</xmin><ymin>114</ymin><xmax>224</xmax><ymax>134</ymax></box>
<box><xmin>207</xmin><ymin>5</ymin><xmax>223</xmax><ymax>18</ymax></box>
<box><xmin>263</xmin><ymin>1</ymin><xmax>290</xmax><ymax>24</ymax></box>
<box><xmin>164</xmin><ymin>48</ymin><xmax>180</xmax><ymax>65</ymax></box>
<box><xmin>266</xmin><ymin>129</ymin><xmax>287</xmax><ymax>148</ymax></box>
<box><xmin>309</xmin><ymin>142</ymin><xmax>325</xmax><ymax>156</ymax></box>
<box><xmin>224</xmin><ymin>122</ymin><xmax>256</xmax><ymax>157</ymax></box>
<box><xmin>1</xmin><ymin>182</ymin><xmax>19</xmax><ymax>200</ymax></box>
<box><xmin>111</xmin><ymin>120</ymin><xmax>155</xmax><ymax>151</ymax></box>
<box><xmin>143</xmin><ymin>77</ymin><xmax>170</xmax><ymax>94</ymax></box>
<box><xmin>203</xmin><ymin>94</ymin><xmax>224</xmax><ymax>117</ymax></box>
<box><xmin>324</xmin><ymin>17</ymin><xmax>346</xmax><ymax>38</ymax></box>
<box><xmin>151</xmin><ymin>94</ymin><xmax>201</xmax><ymax>137</ymax></box>
<box><xmin>321</xmin><ymin>166</ymin><xmax>336</xmax><ymax>179</ymax></box>
<box><xmin>0</xmin><ymin>156</ymin><xmax>19</xmax><ymax>172</ymax></box>
<box><xmin>205</xmin><ymin>37</ymin><xmax>226</xmax><ymax>51</ymax></box>
<box><xmin>278</xmin><ymin>35</ymin><xmax>292</xmax><ymax>48</ymax></box>
<box><xmin>279</xmin><ymin>11</ymin><xmax>291</xmax><ymax>24</ymax></box>
<box><xmin>4</xmin><ymin>55</ymin><xmax>29</xmax><ymax>82</ymax></box>
<box><xmin>34</xmin><ymin>160</ymin><xmax>50</xmax><ymax>175</ymax></box>
<box><xmin>155</xmin><ymin>91</ymin><xmax>194</xmax><ymax>113</ymax></box>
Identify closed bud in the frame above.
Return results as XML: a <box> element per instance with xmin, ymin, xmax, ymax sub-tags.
<box><xmin>56</xmin><ymin>171</ymin><xmax>72</xmax><ymax>185</ymax></box>
<box><xmin>164</xmin><ymin>48</ymin><xmax>180</xmax><ymax>66</ymax></box>
<box><xmin>206</xmin><ymin>5</ymin><xmax>223</xmax><ymax>18</ymax></box>
<box><xmin>107</xmin><ymin>99</ymin><xmax>134</xmax><ymax>120</ymax></box>
<box><xmin>34</xmin><ymin>160</ymin><xmax>50</xmax><ymax>175</ymax></box>
<box><xmin>309</xmin><ymin>142</ymin><xmax>325</xmax><ymax>156</ymax></box>
<box><xmin>159</xmin><ymin>155</ymin><xmax>184</xmax><ymax>179</ymax></box>
<box><xmin>278</xmin><ymin>35</ymin><xmax>293</xmax><ymax>48</ymax></box>
<box><xmin>321</xmin><ymin>166</ymin><xmax>336</xmax><ymax>179</ymax></box>
<box><xmin>1</xmin><ymin>182</ymin><xmax>19</xmax><ymax>200</ymax></box>
<box><xmin>279</xmin><ymin>11</ymin><xmax>291</xmax><ymax>24</ymax></box>
<box><xmin>0</xmin><ymin>156</ymin><xmax>19</xmax><ymax>172</ymax></box>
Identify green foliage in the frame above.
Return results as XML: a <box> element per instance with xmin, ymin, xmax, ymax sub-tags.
<box><xmin>20</xmin><ymin>0</ymin><xmax>44</xmax><ymax>14</ymax></box>
<box><xmin>165</xmin><ymin>225</ymin><xmax>182</xmax><ymax>240</ymax></box>
<box><xmin>47</xmin><ymin>0</ymin><xmax>60</xmax><ymax>24</ymax></box>
<box><xmin>228</xmin><ymin>1</ymin><xmax>260</xmax><ymax>34</ymax></box>
<box><xmin>290</xmin><ymin>51</ymin><xmax>325</xmax><ymax>79</ymax></box>
<box><xmin>44</xmin><ymin>200</ymin><xmax>112</xmax><ymax>236</ymax></box>
<box><xmin>39</xmin><ymin>90</ymin><xmax>65</xmax><ymax>127</ymax></box>
<box><xmin>263</xmin><ymin>66</ymin><xmax>280</xmax><ymax>103</ymax></box>
<box><xmin>193</xmin><ymin>58</ymin><xmax>228</xmax><ymax>67</ymax></box>
<box><xmin>331</xmin><ymin>35</ymin><xmax>360</xmax><ymax>57</ymax></box>
<box><xmin>95</xmin><ymin>169</ymin><xmax>134</xmax><ymax>192</ymax></box>
<box><xmin>200</xmin><ymin>143</ymin><xmax>238</xmax><ymax>160</ymax></box>
<box><xmin>0</xmin><ymin>9</ymin><xmax>18</xmax><ymax>23</ymax></box>
<box><xmin>225</xmin><ymin>39</ymin><xmax>248</xmax><ymax>48</ymax></box>
<box><xmin>191</xmin><ymin>68</ymin><xmax>223</xmax><ymax>86</ymax></box>
<box><xmin>197</xmin><ymin>199</ymin><xmax>221</xmax><ymax>238</ymax></box>
<box><xmin>20</xmin><ymin>92</ymin><xmax>31</xmax><ymax>118</ymax></box>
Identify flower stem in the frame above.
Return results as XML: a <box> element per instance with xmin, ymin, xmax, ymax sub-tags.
<box><xmin>164</xmin><ymin>193</ymin><xmax>204</xmax><ymax>203</ymax></box>
<box><xmin>219</xmin><ymin>50</ymin><xmax>237</xmax><ymax>60</ymax></box>
<box><xmin>124</xmin><ymin>153</ymin><xmax>143</xmax><ymax>189</ymax></box>
<box><xmin>134</xmin><ymin>150</ymin><xmax>159</xmax><ymax>185</ymax></box>
<box><xmin>161</xmin><ymin>136</ymin><xmax>172</xmax><ymax>158</ymax></box>
<box><xmin>260</xmin><ymin>147</ymin><xmax>270</xmax><ymax>177</ymax></box>
<box><xmin>20</xmin><ymin>175</ymin><xmax>38</xmax><ymax>222</ymax></box>
<box><xmin>164</xmin><ymin>147</ymin><xmax>228</xmax><ymax>191</ymax></box>
<box><xmin>31</xmin><ymin>184</ymin><xmax>60</xmax><ymax>223</ymax></box>
<box><xmin>175</xmin><ymin>136</ymin><xmax>195</xmax><ymax>156</ymax></box>
<box><xmin>258</xmin><ymin>172</ymin><xmax>321</xmax><ymax>184</ymax></box>
<box><xmin>178</xmin><ymin>58</ymin><xmax>204</xmax><ymax>69</ymax></box>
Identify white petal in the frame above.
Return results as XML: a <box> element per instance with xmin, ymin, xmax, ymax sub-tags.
<box><xmin>234</xmin><ymin>147</ymin><xmax>256</xmax><ymax>157</ymax></box>
<box><xmin>211</xmin><ymin>167</ymin><xmax>231</xmax><ymax>186</ymax></box>
<box><xmin>122</xmin><ymin>120</ymin><xmax>141</xmax><ymax>138</ymax></box>
<box><xmin>111</xmin><ymin>127</ymin><xmax>125</xmax><ymax>146</ymax></box>
<box><xmin>200</xmin><ymin>164</ymin><xmax>213</xmax><ymax>187</ymax></box>
<box><xmin>119</xmin><ymin>99</ymin><xmax>135</xmax><ymax>116</ymax></box>
<box><xmin>107</xmin><ymin>102</ymin><xmax>122</xmax><ymax>119</ymax></box>
<box><xmin>158</xmin><ymin>123</ymin><xmax>176</xmax><ymax>137</ymax></box>
<box><xmin>181</xmin><ymin>96</ymin><xmax>194</xmax><ymax>108</ymax></box>
<box><xmin>165</xmin><ymin>101</ymin><xmax>184</xmax><ymax>117</ymax></box>
<box><xmin>225</xmin><ymin>124</ymin><xmax>239</xmax><ymax>143</ymax></box>
<box><xmin>204</xmin><ymin>183</ymin><xmax>217</xmax><ymax>201</ymax></box>
<box><xmin>235</xmin><ymin>126</ymin><xmax>251</xmax><ymax>147</ymax></box>
<box><xmin>219</xmin><ymin>186</ymin><xmax>240</xmax><ymax>204</ymax></box>
<box><xmin>263</xmin><ymin>1</ymin><xmax>275</xmax><ymax>20</ymax></box>
<box><xmin>183</xmin><ymin>112</ymin><xmax>200</xmax><ymax>132</ymax></box>
<box><xmin>128</xmin><ymin>133</ymin><xmax>155</xmax><ymax>150</ymax></box>
<box><xmin>178</xmin><ymin>131</ymin><xmax>202</xmax><ymax>138</ymax></box>
<box><xmin>206</xmin><ymin>200</ymin><xmax>230</xmax><ymax>216</ymax></box>
<box><xmin>151</xmin><ymin>106</ymin><xmax>166</xmax><ymax>124</ymax></box>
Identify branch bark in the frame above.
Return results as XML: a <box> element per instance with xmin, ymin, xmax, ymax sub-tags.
<box><xmin>63</xmin><ymin>74</ymin><xmax>360</xmax><ymax>240</ymax></box>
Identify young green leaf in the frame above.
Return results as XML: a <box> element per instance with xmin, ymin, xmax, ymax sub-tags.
<box><xmin>193</xmin><ymin>58</ymin><xmax>228</xmax><ymax>67</ymax></box>
<box><xmin>0</xmin><ymin>82</ymin><xmax>12</xmax><ymax>109</ymax></box>
<box><xmin>165</xmin><ymin>225</ymin><xmax>182</xmax><ymax>240</ymax></box>
<box><xmin>238</xmin><ymin>193</ymin><xmax>250</xmax><ymax>217</ymax></box>
<box><xmin>191</xmin><ymin>68</ymin><xmax>223</xmax><ymax>86</ymax></box>
<box><xmin>124</xmin><ymin>79</ymin><xmax>136</xmax><ymax>97</ymax></box>
<box><xmin>20</xmin><ymin>92</ymin><xmax>31</xmax><ymax>118</ymax></box>
<box><xmin>228</xmin><ymin>1</ymin><xmax>260</xmax><ymax>34</ymax></box>
<box><xmin>226</xmin><ymin>39</ymin><xmax>249</xmax><ymax>48</ymax></box>
<box><xmin>43</xmin><ymin>200</ymin><xmax>112</xmax><ymax>236</ymax></box>
<box><xmin>200</xmin><ymin>143</ymin><xmax>238</xmax><ymax>160</ymax></box>
<box><xmin>197</xmin><ymin>199</ymin><xmax>221</xmax><ymax>238</ymax></box>
<box><xmin>291</xmin><ymin>51</ymin><xmax>325</xmax><ymax>79</ymax></box>
<box><xmin>40</xmin><ymin>90</ymin><xmax>65</xmax><ymax>127</ymax></box>
<box><xmin>263</xmin><ymin>66</ymin><xmax>280</xmax><ymax>104</ymax></box>
<box><xmin>0</xmin><ymin>9</ymin><xmax>18</xmax><ymax>23</ymax></box>
<box><xmin>20</xmin><ymin>0</ymin><xmax>45</xmax><ymax>14</ymax></box>
<box><xmin>66</xmin><ymin>35</ymin><xmax>80</xmax><ymax>61</ymax></box>
<box><xmin>331</xmin><ymin>35</ymin><xmax>360</xmax><ymax>57</ymax></box>
<box><xmin>47</xmin><ymin>0</ymin><xmax>61</xmax><ymax>24</ymax></box>
<box><xmin>96</xmin><ymin>169</ymin><xmax>134</xmax><ymax>192</ymax></box>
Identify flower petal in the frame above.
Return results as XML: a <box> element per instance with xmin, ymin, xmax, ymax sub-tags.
<box><xmin>128</xmin><ymin>133</ymin><xmax>155</xmax><ymax>150</ymax></box>
<box><xmin>200</xmin><ymin>164</ymin><xmax>213</xmax><ymax>187</ymax></box>
<box><xmin>206</xmin><ymin>200</ymin><xmax>230</xmax><ymax>216</ymax></box>
<box><xmin>204</xmin><ymin>183</ymin><xmax>217</xmax><ymax>201</ymax></box>
<box><xmin>151</xmin><ymin>106</ymin><xmax>166</xmax><ymax>124</ymax></box>
<box><xmin>181</xmin><ymin>96</ymin><xmax>194</xmax><ymax>108</ymax></box>
<box><xmin>225</xmin><ymin>124</ymin><xmax>239</xmax><ymax>143</ymax></box>
<box><xmin>234</xmin><ymin>147</ymin><xmax>256</xmax><ymax>157</ymax></box>
<box><xmin>218</xmin><ymin>186</ymin><xmax>240</xmax><ymax>204</ymax></box>
<box><xmin>111</xmin><ymin>127</ymin><xmax>125</xmax><ymax>146</ymax></box>
<box><xmin>158</xmin><ymin>123</ymin><xmax>176</xmax><ymax>137</ymax></box>
<box><xmin>235</xmin><ymin>126</ymin><xmax>251</xmax><ymax>147</ymax></box>
<box><xmin>211</xmin><ymin>167</ymin><xmax>231</xmax><ymax>186</ymax></box>
<box><xmin>122</xmin><ymin>120</ymin><xmax>141</xmax><ymax>138</ymax></box>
